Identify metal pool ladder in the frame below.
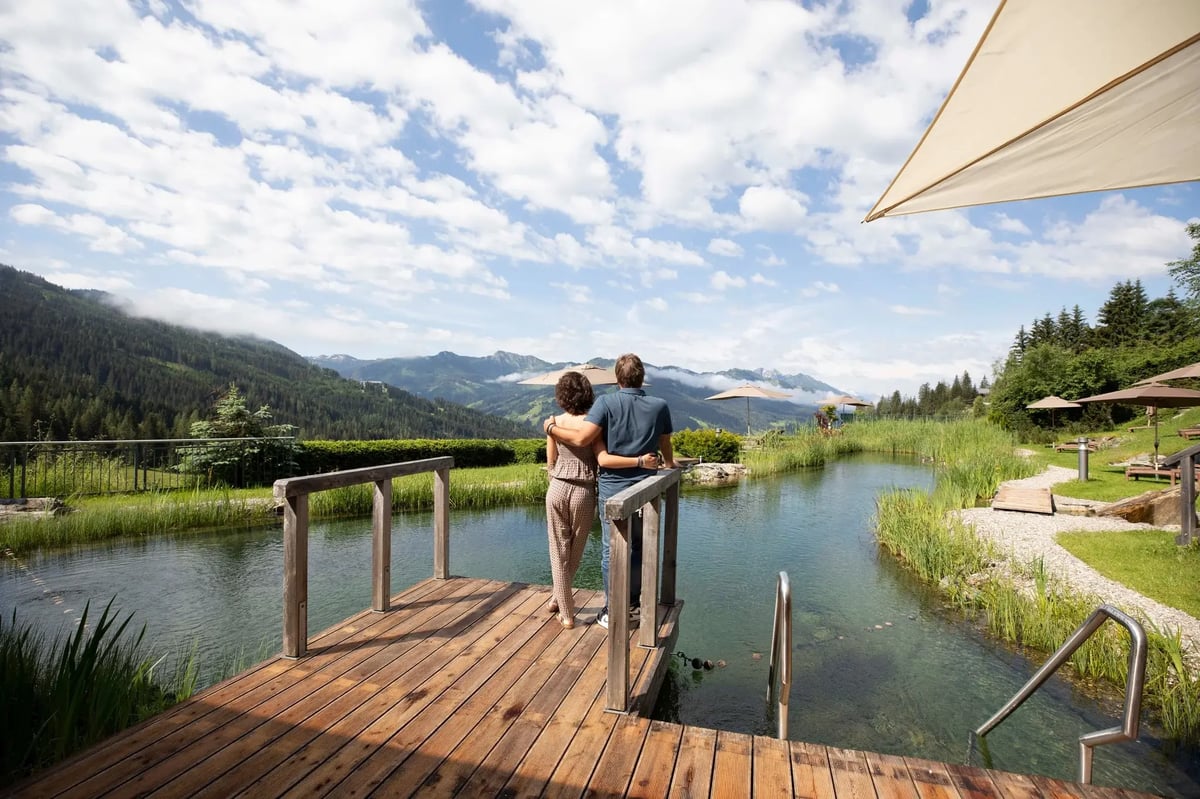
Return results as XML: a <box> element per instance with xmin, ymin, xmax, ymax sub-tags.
<box><xmin>969</xmin><ymin>604</ymin><xmax>1147</xmax><ymax>784</ymax></box>
<box><xmin>767</xmin><ymin>571</ymin><xmax>792</xmax><ymax>739</ymax></box>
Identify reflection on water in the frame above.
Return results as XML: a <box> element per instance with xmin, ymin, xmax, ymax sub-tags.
<box><xmin>0</xmin><ymin>454</ymin><xmax>1194</xmax><ymax>797</ymax></box>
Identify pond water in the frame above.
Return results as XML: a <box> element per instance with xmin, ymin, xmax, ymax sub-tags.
<box><xmin>1</xmin><ymin>455</ymin><xmax>1195</xmax><ymax>797</ymax></box>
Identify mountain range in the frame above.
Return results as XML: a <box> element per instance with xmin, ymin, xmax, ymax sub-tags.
<box><xmin>307</xmin><ymin>352</ymin><xmax>840</xmax><ymax>434</ymax></box>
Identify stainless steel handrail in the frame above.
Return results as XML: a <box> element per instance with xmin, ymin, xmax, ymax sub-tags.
<box><xmin>970</xmin><ymin>604</ymin><xmax>1146</xmax><ymax>784</ymax></box>
<box><xmin>767</xmin><ymin>571</ymin><xmax>792</xmax><ymax>739</ymax></box>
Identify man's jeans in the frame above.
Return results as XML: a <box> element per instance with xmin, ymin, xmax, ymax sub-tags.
<box><xmin>600</xmin><ymin>509</ymin><xmax>642</xmax><ymax>610</ymax></box>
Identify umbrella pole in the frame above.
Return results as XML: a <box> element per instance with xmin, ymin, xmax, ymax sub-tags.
<box><xmin>1154</xmin><ymin>412</ymin><xmax>1160</xmax><ymax>464</ymax></box>
<box><xmin>745</xmin><ymin>397</ymin><xmax>751</xmax><ymax>437</ymax></box>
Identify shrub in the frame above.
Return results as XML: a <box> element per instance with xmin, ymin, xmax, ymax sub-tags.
<box><xmin>671</xmin><ymin>429</ymin><xmax>741</xmax><ymax>462</ymax></box>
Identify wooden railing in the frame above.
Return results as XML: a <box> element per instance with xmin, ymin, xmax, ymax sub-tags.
<box><xmin>272</xmin><ymin>457</ymin><xmax>452</xmax><ymax>658</ymax></box>
<box><xmin>602</xmin><ymin>467</ymin><xmax>681</xmax><ymax>713</ymax></box>
<box><xmin>1161</xmin><ymin>442</ymin><xmax>1200</xmax><ymax>546</ymax></box>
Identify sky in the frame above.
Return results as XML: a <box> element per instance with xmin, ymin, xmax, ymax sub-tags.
<box><xmin>1</xmin><ymin>0</ymin><xmax>1196</xmax><ymax>400</ymax></box>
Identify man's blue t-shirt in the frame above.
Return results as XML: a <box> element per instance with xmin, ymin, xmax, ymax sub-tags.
<box><xmin>585</xmin><ymin>387</ymin><xmax>673</xmax><ymax>498</ymax></box>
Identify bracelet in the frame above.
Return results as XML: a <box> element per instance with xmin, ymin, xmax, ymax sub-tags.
<box><xmin>637</xmin><ymin>455</ymin><xmax>644</xmax><ymax>468</ymax></box>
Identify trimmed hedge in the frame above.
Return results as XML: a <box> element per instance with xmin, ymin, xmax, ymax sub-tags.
<box><xmin>297</xmin><ymin>438</ymin><xmax>546</xmax><ymax>472</ymax></box>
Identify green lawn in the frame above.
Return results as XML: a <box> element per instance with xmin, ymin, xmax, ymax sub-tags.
<box><xmin>1057</xmin><ymin>528</ymin><xmax>1200</xmax><ymax>619</ymax></box>
<box><xmin>1036</xmin><ymin>406</ymin><xmax>1200</xmax><ymax>502</ymax></box>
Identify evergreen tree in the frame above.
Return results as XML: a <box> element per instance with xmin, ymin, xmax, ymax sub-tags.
<box><xmin>1028</xmin><ymin>313</ymin><xmax>1056</xmax><ymax>347</ymax></box>
<box><xmin>959</xmin><ymin>371</ymin><xmax>975</xmax><ymax>398</ymax></box>
<box><xmin>1094</xmin><ymin>279</ymin><xmax>1150</xmax><ymax>345</ymax></box>
<box><xmin>1010</xmin><ymin>326</ymin><xmax>1029</xmax><ymax>360</ymax></box>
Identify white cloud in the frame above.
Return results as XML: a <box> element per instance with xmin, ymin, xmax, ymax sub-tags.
<box><xmin>890</xmin><ymin>304</ymin><xmax>940</xmax><ymax>316</ymax></box>
<box><xmin>992</xmin><ymin>213</ymin><xmax>1031</xmax><ymax>235</ymax></box>
<box><xmin>800</xmin><ymin>280</ymin><xmax>839</xmax><ymax>298</ymax></box>
<box><xmin>711</xmin><ymin>270</ymin><xmax>746</xmax><ymax>290</ymax></box>
<box><xmin>738</xmin><ymin>185</ymin><xmax>808</xmax><ymax>231</ymax></box>
<box><xmin>707</xmin><ymin>237</ymin><xmax>743</xmax><ymax>257</ymax></box>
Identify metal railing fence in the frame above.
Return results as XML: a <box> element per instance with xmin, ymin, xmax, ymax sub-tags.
<box><xmin>0</xmin><ymin>437</ymin><xmax>296</xmax><ymax>498</ymax></box>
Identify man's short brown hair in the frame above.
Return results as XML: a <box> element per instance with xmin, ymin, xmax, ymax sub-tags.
<box><xmin>615</xmin><ymin>353</ymin><xmax>645</xmax><ymax>388</ymax></box>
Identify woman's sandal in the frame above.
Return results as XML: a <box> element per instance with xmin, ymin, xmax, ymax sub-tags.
<box><xmin>546</xmin><ymin>599</ymin><xmax>559</xmax><ymax>614</ymax></box>
<box><xmin>557</xmin><ymin>613</ymin><xmax>575</xmax><ymax>629</ymax></box>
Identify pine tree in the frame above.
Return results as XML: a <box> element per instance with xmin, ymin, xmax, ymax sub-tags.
<box><xmin>1010</xmin><ymin>326</ymin><xmax>1029</xmax><ymax>360</ymax></box>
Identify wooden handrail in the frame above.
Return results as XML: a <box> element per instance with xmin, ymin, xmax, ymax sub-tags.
<box><xmin>272</xmin><ymin>457</ymin><xmax>454</xmax><ymax>658</ymax></box>
<box><xmin>1160</xmin><ymin>444</ymin><xmax>1199</xmax><ymax>546</ymax></box>
<box><xmin>601</xmin><ymin>468</ymin><xmax>682</xmax><ymax>713</ymax></box>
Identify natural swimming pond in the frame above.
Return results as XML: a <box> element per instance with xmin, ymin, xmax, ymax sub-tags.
<box><xmin>1</xmin><ymin>454</ymin><xmax>1195</xmax><ymax>797</ymax></box>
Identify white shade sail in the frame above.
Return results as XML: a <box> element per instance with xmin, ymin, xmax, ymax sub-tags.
<box><xmin>865</xmin><ymin>0</ymin><xmax>1200</xmax><ymax>221</ymax></box>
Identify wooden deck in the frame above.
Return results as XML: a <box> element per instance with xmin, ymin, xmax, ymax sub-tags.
<box><xmin>8</xmin><ymin>577</ymin><xmax>1159</xmax><ymax>798</ymax></box>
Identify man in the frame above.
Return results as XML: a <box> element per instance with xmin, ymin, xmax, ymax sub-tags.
<box><xmin>543</xmin><ymin>353</ymin><xmax>675</xmax><ymax>630</ymax></box>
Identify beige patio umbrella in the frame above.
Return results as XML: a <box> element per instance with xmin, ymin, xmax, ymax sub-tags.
<box><xmin>1134</xmin><ymin>361</ymin><xmax>1200</xmax><ymax>385</ymax></box>
<box><xmin>705</xmin><ymin>384</ymin><xmax>791</xmax><ymax>436</ymax></box>
<box><xmin>1075</xmin><ymin>383</ymin><xmax>1200</xmax><ymax>463</ymax></box>
<box><xmin>518</xmin><ymin>363</ymin><xmax>618</xmax><ymax>387</ymax></box>
<box><xmin>865</xmin><ymin>0</ymin><xmax>1200</xmax><ymax>221</ymax></box>
<box><xmin>828</xmin><ymin>394</ymin><xmax>871</xmax><ymax>417</ymax></box>
<box><xmin>1025</xmin><ymin>395</ymin><xmax>1081</xmax><ymax>429</ymax></box>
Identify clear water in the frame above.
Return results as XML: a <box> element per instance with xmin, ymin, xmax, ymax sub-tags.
<box><xmin>1</xmin><ymin>455</ymin><xmax>1195</xmax><ymax>797</ymax></box>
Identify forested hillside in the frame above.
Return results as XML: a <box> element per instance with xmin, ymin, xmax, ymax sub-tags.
<box><xmin>0</xmin><ymin>265</ymin><xmax>534</xmax><ymax>441</ymax></box>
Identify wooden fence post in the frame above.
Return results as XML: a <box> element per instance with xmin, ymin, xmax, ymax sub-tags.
<box><xmin>639</xmin><ymin>497</ymin><xmax>661</xmax><ymax>649</ymax></box>
<box><xmin>372</xmin><ymin>478</ymin><xmax>392</xmax><ymax>612</ymax></box>
<box><xmin>282</xmin><ymin>493</ymin><xmax>309</xmax><ymax>658</ymax></box>
<box><xmin>606</xmin><ymin>516</ymin><xmax>631</xmax><ymax>713</ymax></box>
<box><xmin>661</xmin><ymin>480</ymin><xmax>679</xmax><ymax>607</ymax></box>
<box><xmin>434</xmin><ymin>467</ymin><xmax>450</xmax><ymax>579</ymax></box>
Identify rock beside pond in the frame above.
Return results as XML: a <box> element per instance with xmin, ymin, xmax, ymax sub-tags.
<box><xmin>0</xmin><ymin>497</ymin><xmax>66</xmax><ymax>521</ymax></box>
<box><xmin>1098</xmin><ymin>487</ymin><xmax>1194</xmax><ymax>526</ymax></box>
<box><xmin>684</xmin><ymin>462</ymin><xmax>748</xmax><ymax>485</ymax></box>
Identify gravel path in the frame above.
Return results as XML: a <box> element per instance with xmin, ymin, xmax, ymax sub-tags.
<box><xmin>958</xmin><ymin>465</ymin><xmax>1200</xmax><ymax>658</ymax></box>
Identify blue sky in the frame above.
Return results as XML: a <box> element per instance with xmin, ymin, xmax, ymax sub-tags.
<box><xmin>1</xmin><ymin>0</ymin><xmax>1195</xmax><ymax>399</ymax></box>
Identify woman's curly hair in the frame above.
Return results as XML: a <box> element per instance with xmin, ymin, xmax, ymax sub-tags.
<box><xmin>555</xmin><ymin>371</ymin><xmax>595</xmax><ymax>416</ymax></box>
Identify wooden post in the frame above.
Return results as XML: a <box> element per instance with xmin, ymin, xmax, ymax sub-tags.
<box><xmin>372</xmin><ymin>478</ymin><xmax>392</xmax><ymax>612</ymax></box>
<box><xmin>1177</xmin><ymin>452</ymin><xmax>1196</xmax><ymax>546</ymax></box>
<box><xmin>282</xmin><ymin>493</ymin><xmax>309</xmax><ymax>658</ymax></box>
<box><xmin>606</xmin><ymin>516</ymin><xmax>631</xmax><ymax>713</ymax></box>
<box><xmin>661</xmin><ymin>479</ymin><xmax>679</xmax><ymax>607</ymax></box>
<box><xmin>433</xmin><ymin>467</ymin><xmax>450</xmax><ymax>579</ymax></box>
<box><xmin>639</xmin><ymin>497</ymin><xmax>660</xmax><ymax>649</ymax></box>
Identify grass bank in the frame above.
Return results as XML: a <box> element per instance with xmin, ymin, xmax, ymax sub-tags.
<box><xmin>864</xmin><ymin>424</ymin><xmax>1200</xmax><ymax>745</ymax></box>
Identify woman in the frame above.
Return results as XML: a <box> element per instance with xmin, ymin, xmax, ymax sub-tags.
<box><xmin>545</xmin><ymin>372</ymin><xmax>657</xmax><ymax>628</ymax></box>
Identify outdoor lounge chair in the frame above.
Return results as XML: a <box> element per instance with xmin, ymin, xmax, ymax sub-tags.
<box><xmin>1124</xmin><ymin>463</ymin><xmax>1200</xmax><ymax>487</ymax></box>
<box><xmin>1179</xmin><ymin>427</ymin><xmax>1200</xmax><ymax>440</ymax></box>
<box><xmin>1053</xmin><ymin>440</ymin><xmax>1098</xmax><ymax>453</ymax></box>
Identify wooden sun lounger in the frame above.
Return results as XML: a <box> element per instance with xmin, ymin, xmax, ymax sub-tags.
<box><xmin>1125</xmin><ymin>465</ymin><xmax>1178</xmax><ymax>484</ymax></box>
<box><xmin>1053</xmin><ymin>441</ymin><xmax>1097</xmax><ymax>453</ymax></box>
<box><xmin>1125</xmin><ymin>464</ymin><xmax>1200</xmax><ymax>486</ymax></box>
<box><xmin>1179</xmin><ymin>427</ymin><xmax>1200</xmax><ymax>440</ymax></box>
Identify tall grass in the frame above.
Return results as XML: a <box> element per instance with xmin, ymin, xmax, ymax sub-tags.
<box><xmin>868</xmin><ymin>420</ymin><xmax>1200</xmax><ymax>745</ymax></box>
<box><xmin>745</xmin><ymin>419</ymin><xmax>1035</xmax><ymax>507</ymax></box>
<box><xmin>0</xmin><ymin>489</ymin><xmax>280</xmax><ymax>554</ymax></box>
<box><xmin>0</xmin><ymin>599</ymin><xmax>196</xmax><ymax>787</ymax></box>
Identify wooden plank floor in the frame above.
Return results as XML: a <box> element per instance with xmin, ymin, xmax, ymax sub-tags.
<box><xmin>7</xmin><ymin>577</ymin><xmax>1160</xmax><ymax>798</ymax></box>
